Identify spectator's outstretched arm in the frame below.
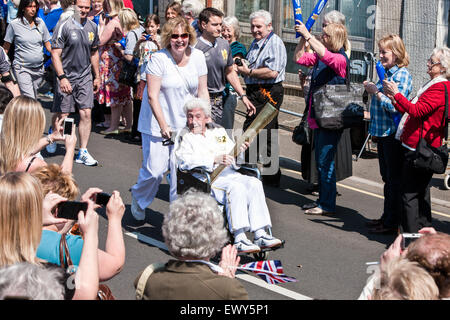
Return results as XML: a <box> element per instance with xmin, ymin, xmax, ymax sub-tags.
<box><xmin>72</xmin><ymin>200</ymin><xmax>99</xmax><ymax>300</ymax></box>
<box><xmin>97</xmin><ymin>191</ymin><xmax>126</xmax><ymax>281</ymax></box>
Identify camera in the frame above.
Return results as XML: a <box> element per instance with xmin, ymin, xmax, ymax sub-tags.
<box><xmin>63</xmin><ymin>117</ymin><xmax>74</xmax><ymax>137</ymax></box>
<box><xmin>401</xmin><ymin>233</ymin><xmax>422</xmax><ymax>249</ymax></box>
<box><xmin>57</xmin><ymin>201</ymin><xmax>88</xmax><ymax>220</ymax></box>
<box><xmin>234</xmin><ymin>58</ymin><xmax>243</xmax><ymax>66</ymax></box>
<box><xmin>95</xmin><ymin>192</ymin><xmax>111</xmax><ymax>206</ymax></box>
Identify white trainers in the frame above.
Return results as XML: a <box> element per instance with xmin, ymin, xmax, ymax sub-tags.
<box><xmin>234</xmin><ymin>239</ymin><xmax>261</xmax><ymax>253</ymax></box>
<box><xmin>75</xmin><ymin>149</ymin><xmax>98</xmax><ymax>166</ymax></box>
<box><xmin>131</xmin><ymin>195</ymin><xmax>146</xmax><ymax>221</ymax></box>
<box><xmin>253</xmin><ymin>235</ymin><xmax>282</xmax><ymax>249</ymax></box>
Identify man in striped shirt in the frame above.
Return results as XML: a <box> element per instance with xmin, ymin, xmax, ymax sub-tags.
<box><xmin>236</xmin><ymin>9</ymin><xmax>287</xmax><ymax>187</ymax></box>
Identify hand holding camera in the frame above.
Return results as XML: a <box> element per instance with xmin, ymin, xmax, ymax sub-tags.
<box><xmin>106</xmin><ymin>191</ymin><xmax>125</xmax><ymax>222</ymax></box>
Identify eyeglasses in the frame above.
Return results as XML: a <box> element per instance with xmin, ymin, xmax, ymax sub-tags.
<box><xmin>171</xmin><ymin>33</ymin><xmax>189</xmax><ymax>40</ymax></box>
<box><xmin>427</xmin><ymin>58</ymin><xmax>440</xmax><ymax>66</ymax></box>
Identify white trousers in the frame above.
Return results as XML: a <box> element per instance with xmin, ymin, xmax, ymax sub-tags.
<box><xmin>211</xmin><ymin>167</ymin><xmax>272</xmax><ymax>233</ymax></box>
<box><xmin>131</xmin><ymin>133</ymin><xmax>178</xmax><ymax>210</ymax></box>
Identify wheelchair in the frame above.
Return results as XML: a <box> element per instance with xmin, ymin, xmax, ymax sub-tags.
<box><xmin>177</xmin><ymin>164</ymin><xmax>285</xmax><ymax>261</ymax></box>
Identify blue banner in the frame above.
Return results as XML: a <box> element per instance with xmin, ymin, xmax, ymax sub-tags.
<box><xmin>292</xmin><ymin>0</ymin><xmax>303</xmax><ymax>38</ymax></box>
<box><xmin>304</xmin><ymin>0</ymin><xmax>329</xmax><ymax>32</ymax></box>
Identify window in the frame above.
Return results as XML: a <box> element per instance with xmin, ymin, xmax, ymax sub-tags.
<box><xmin>282</xmin><ymin>0</ymin><xmax>375</xmax><ymax>38</ymax></box>
<box><xmin>235</xmin><ymin>0</ymin><xmax>270</xmax><ymax>23</ymax></box>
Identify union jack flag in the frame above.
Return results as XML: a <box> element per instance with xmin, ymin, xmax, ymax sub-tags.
<box><xmin>239</xmin><ymin>260</ymin><xmax>298</xmax><ymax>285</ymax></box>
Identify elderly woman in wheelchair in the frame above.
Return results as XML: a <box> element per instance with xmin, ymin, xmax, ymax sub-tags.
<box><xmin>174</xmin><ymin>98</ymin><xmax>283</xmax><ymax>254</ymax></box>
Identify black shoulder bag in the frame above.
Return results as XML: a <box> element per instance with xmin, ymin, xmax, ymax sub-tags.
<box><xmin>407</xmin><ymin>84</ymin><xmax>449</xmax><ymax>174</ymax></box>
<box><xmin>118</xmin><ymin>30</ymin><xmax>139</xmax><ymax>87</ymax></box>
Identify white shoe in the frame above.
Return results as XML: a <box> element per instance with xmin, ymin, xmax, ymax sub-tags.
<box><xmin>234</xmin><ymin>239</ymin><xmax>261</xmax><ymax>253</ymax></box>
<box><xmin>75</xmin><ymin>149</ymin><xmax>98</xmax><ymax>166</ymax></box>
<box><xmin>131</xmin><ymin>195</ymin><xmax>145</xmax><ymax>221</ymax></box>
<box><xmin>253</xmin><ymin>235</ymin><xmax>282</xmax><ymax>249</ymax></box>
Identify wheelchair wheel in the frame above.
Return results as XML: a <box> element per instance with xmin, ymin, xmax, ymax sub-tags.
<box><xmin>253</xmin><ymin>251</ymin><xmax>269</xmax><ymax>261</ymax></box>
<box><xmin>444</xmin><ymin>174</ymin><xmax>450</xmax><ymax>190</ymax></box>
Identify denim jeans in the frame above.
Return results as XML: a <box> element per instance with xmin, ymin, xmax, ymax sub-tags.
<box><xmin>314</xmin><ymin>128</ymin><xmax>342</xmax><ymax>212</ymax></box>
<box><xmin>377</xmin><ymin>134</ymin><xmax>403</xmax><ymax>228</ymax></box>
<box><xmin>221</xmin><ymin>92</ymin><xmax>237</xmax><ymax>130</ymax></box>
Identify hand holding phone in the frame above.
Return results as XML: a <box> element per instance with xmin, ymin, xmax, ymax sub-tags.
<box><xmin>63</xmin><ymin>117</ymin><xmax>74</xmax><ymax>137</ymax></box>
<box><xmin>95</xmin><ymin>192</ymin><xmax>111</xmax><ymax>206</ymax></box>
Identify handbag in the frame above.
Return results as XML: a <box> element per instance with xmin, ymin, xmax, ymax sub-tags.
<box><xmin>312</xmin><ymin>63</ymin><xmax>366</xmax><ymax>130</ymax></box>
<box><xmin>292</xmin><ymin>111</ymin><xmax>311</xmax><ymax>145</ymax></box>
<box><xmin>407</xmin><ymin>85</ymin><xmax>449</xmax><ymax>174</ymax></box>
<box><xmin>118</xmin><ymin>31</ymin><xmax>138</xmax><ymax>87</ymax></box>
<box><xmin>59</xmin><ymin>234</ymin><xmax>116</xmax><ymax>300</ymax></box>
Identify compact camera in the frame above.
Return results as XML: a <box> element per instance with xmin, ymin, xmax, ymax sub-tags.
<box><xmin>401</xmin><ymin>233</ymin><xmax>422</xmax><ymax>249</ymax></box>
<box><xmin>234</xmin><ymin>58</ymin><xmax>243</xmax><ymax>66</ymax></box>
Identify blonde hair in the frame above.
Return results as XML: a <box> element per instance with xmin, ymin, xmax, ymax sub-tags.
<box><xmin>378</xmin><ymin>34</ymin><xmax>410</xmax><ymax>68</ymax></box>
<box><xmin>371</xmin><ymin>257</ymin><xmax>440</xmax><ymax>300</ymax></box>
<box><xmin>32</xmin><ymin>164</ymin><xmax>79</xmax><ymax>200</ymax></box>
<box><xmin>0</xmin><ymin>96</ymin><xmax>45</xmax><ymax>175</ymax></box>
<box><xmin>0</xmin><ymin>172</ymin><xmax>43</xmax><ymax>267</ymax></box>
<box><xmin>160</xmin><ymin>16</ymin><xmax>196</xmax><ymax>49</ymax></box>
<box><xmin>106</xmin><ymin>0</ymin><xmax>123</xmax><ymax>17</ymax></box>
<box><xmin>323</xmin><ymin>23</ymin><xmax>348</xmax><ymax>53</ymax></box>
<box><xmin>118</xmin><ymin>8</ymin><xmax>140</xmax><ymax>32</ymax></box>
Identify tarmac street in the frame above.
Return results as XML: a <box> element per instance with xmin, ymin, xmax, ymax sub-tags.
<box><xmin>38</xmin><ymin>95</ymin><xmax>450</xmax><ymax>300</ymax></box>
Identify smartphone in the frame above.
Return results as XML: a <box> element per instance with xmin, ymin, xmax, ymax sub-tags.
<box><xmin>95</xmin><ymin>192</ymin><xmax>111</xmax><ymax>206</ymax></box>
<box><xmin>63</xmin><ymin>118</ymin><xmax>74</xmax><ymax>137</ymax></box>
<box><xmin>57</xmin><ymin>201</ymin><xmax>88</xmax><ymax>220</ymax></box>
<box><xmin>401</xmin><ymin>233</ymin><xmax>422</xmax><ymax>249</ymax></box>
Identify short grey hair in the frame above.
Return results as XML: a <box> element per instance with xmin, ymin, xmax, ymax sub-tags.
<box><xmin>181</xmin><ymin>0</ymin><xmax>204</xmax><ymax>19</ymax></box>
<box><xmin>223</xmin><ymin>16</ymin><xmax>241</xmax><ymax>40</ymax></box>
<box><xmin>183</xmin><ymin>98</ymin><xmax>211</xmax><ymax>118</ymax></box>
<box><xmin>0</xmin><ymin>263</ymin><xmax>65</xmax><ymax>300</ymax></box>
<box><xmin>163</xmin><ymin>190</ymin><xmax>229</xmax><ymax>259</ymax></box>
<box><xmin>249</xmin><ymin>9</ymin><xmax>272</xmax><ymax>27</ymax></box>
<box><xmin>324</xmin><ymin>10</ymin><xmax>346</xmax><ymax>25</ymax></box>
<box><xmin>432</xmin><ymin>46</ymin><xmax>450</xmax><ymax>79</ymax></box>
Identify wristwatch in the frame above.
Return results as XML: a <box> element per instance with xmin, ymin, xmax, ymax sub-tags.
<box><xmin>57</xmin><ymin>73</ymin><xmax>67</xmax><ymax>80</ymax></box>
<box><xmin>239</xmin><ymin>94</ymin><xmax>247</xmax><ymax>100</ymax></box>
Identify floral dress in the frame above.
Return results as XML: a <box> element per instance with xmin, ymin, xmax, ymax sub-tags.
<box><xmin>96</xmin><ymin>39</ymin><xmax>132</xmax><ymax>107</ymax></box>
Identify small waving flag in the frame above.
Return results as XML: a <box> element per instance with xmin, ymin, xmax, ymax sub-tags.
<box><xmin>239</xmin><ymin>260</ymin><xmax>298</xmax><ymax>285</ymax></box>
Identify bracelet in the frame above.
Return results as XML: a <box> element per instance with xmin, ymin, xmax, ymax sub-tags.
<box><xmin>249</xmin><ymin>69</ymin><xmax>253</xmax><ymax>76</ymax></box>
<box><xmin>57</xmin><ymin>73</ymin><xmax>67</xmax><ymax>80</ymax></box>
<box><xmin>239</xmin><ymin>94</ymin><xmax>247</xmax><ymax>100</ymax></box>
<box><xmin>305</xmin><ymin>36</ymin><xmax>311</xmax><ymax>41</ymax></box>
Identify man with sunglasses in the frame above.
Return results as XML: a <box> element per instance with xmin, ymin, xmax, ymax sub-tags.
<box><xmin>195</xmin><ymin>7</ymin><xmax>255</xmax><ymax>127</ymax></box>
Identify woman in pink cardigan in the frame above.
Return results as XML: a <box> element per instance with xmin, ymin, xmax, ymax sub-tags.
<box><xmin>383</xmin><ymin>47</ymin><xmax>450</xmax><ymax>233</ymax></box>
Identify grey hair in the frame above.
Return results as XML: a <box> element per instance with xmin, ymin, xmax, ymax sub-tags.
<box><xmin>0</xmin><ymin>263</ymin><xmax>65</xmax><ymax>300</ymax></box>
<box><xmin>249</xmin><ymin>9</ymin><xmax>272</xmax><ymax>27</ymax></box>
<box><xmin>183</xmin><ymin>98</ymin><xmax>211</xmax><ymax>118</ymax></box>
<box><xmin>181</xmin><ymin>0</ymin><xmax>204</xmax><ymax>19</ymax></box>
<box><xmin>324</xmin><ymin>10</ymin><xmax>346</xmax><ymax>25</ymax></box>
<box><xmin>223</xmin><ymin>16</ymin><xmax>241</xmax><ymax>40</ymax></box>
<box><xmin>163</xmin><ymin>190</ymin><xmax>229</xmax><ymax>259</ymax></box>
<box><xmin>432</xmin><ymin>46</ymin><xmax>450</xmax><ymax>79</ymax></box>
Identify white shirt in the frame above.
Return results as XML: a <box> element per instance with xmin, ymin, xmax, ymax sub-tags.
<box><xmin>175</xmin><ymin>127</ymin><xmax>237</xmax><ymax>172</ymax></box>
<box><xmin>138</xmin><ymin>47</ymin><xmax>208</xmax><ymax>137</ymax></box>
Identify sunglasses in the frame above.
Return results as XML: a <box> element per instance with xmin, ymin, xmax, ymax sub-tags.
<box><xmin>171</xmin><ymin>33</ymin><xmax>189</xmax><ymax>40</ymax></box>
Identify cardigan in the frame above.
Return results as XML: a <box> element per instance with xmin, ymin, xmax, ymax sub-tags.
<box><xmin>394</xmin><ymin>81</ymin><xmax>450</xmax><ymax>149</ymax></box>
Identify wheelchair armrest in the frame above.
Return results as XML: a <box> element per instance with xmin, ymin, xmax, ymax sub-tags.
<box><xmin>178</xmin><ymin>167</ymin><xmax>212</xmax><ymax>185</ymax></box>
<box><xmin>237</xmin><ymin>165</ymin><xmax>261</xmax><ymax>180</ymax></box>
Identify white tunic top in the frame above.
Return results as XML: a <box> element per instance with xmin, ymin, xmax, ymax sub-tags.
<box><xmin>138</xmin><ymin>47</ymin><xmax>208</xmax><ymax>137</ymax></box>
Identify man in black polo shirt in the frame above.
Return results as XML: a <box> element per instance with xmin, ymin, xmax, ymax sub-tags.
<box><xmin>195</xmin><ymin>7</ymin><xmax>255</xmax><ymax>127</ymax></box>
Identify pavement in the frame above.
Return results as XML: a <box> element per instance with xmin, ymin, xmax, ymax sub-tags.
<box><xmin>36</xmin><ymin>93</ymin><xmax>450</xmax><ymax>301</ymax></box>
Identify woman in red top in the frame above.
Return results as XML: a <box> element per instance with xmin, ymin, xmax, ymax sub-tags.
<box><xmin>383</xmin><ymin>47</ymin><xmax>450</xmax><ymax>233</ymax></box>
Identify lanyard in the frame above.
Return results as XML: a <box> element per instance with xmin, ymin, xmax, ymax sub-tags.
<box><xmin>246</xmin><ymin>31</ymin><xmax>274</xmax><ymax>68</ymax></box>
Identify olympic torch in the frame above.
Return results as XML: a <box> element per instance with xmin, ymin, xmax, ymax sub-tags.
<box><xmin>293</xmin><ymin>0</ymin><xmax>303</xmax><ymax>38</ymax></box>
<box><xmin>209</xmin><ymin>102</ymin><xmax>279</xmax><ymax>183</ymax></box>
<box><xmin>304</xmin><ymin>0</ymin><xmax>329</xmax><ymax>32</ymax></box>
